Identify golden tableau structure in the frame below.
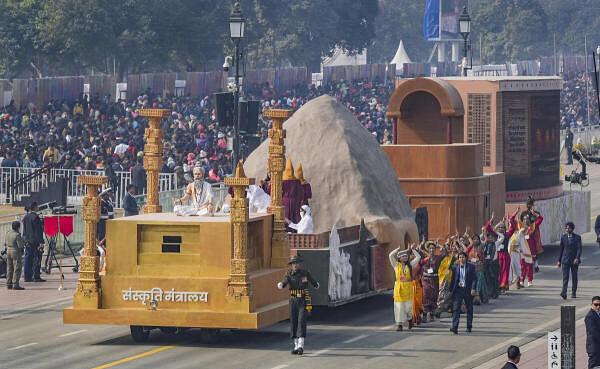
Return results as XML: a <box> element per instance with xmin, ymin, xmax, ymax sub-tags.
<box><xmin>63</xmin><ymin>109</ymin><xmax>294</xmax><ymax>340</ymax></box>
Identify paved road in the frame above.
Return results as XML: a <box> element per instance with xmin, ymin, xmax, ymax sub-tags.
<box><xmin>3</xmin><ymin>162</ymin><xmax>599</xmax><ymax>369</ymax></box>
<box><xmin>2</xmin><ymin>237</ymin><xmax>599</xmax><ymax>369</ymax></box>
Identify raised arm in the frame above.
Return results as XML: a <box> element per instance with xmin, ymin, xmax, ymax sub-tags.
<box><xmin>506</xmin><ymin>215</ymin><xmax>517</xmax><ymax>238</ymax></box>
<box><xmin>485</xmin><ymin>211</ymin><xmax>497</xmax><ymax>236</ymax></box>
<box><xmin>389</xmin><ymin>247</ymin><xmax>400</xmax><ymax>269</ymax></box>
<box><xmin>410</xmin><ymin>248</ymin><xmax>421</xmax><ymax>267</ymax></box>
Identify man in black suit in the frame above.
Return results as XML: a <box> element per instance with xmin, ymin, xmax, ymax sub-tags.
<box><xmin>449</xmin><ymin>251</ymin><xmax>477</xmax><ymax>334</ymax></box>
<box><xmin>123</xmin><ymin>184</ymin><xmax>139</xmax><ymax>216</ymax></box>
<box><xmin>131</xmin><ymin>157</ymin><xmax>146</xmax><ymax>195</ymax></box>
<box><xmin>595</xmin><ymin>215</ymin><xmax>600</xmax><ymax>248</ymax></box>
<box><xmin>557</xmin><ymin>222</ymin><xmax>582</xmax><ymax>299</ymax></box>
<box><xmin>22</xmin><ymin>202</ymin><xmax>46</xmax><ymax>282</ymax></box>
<box><xmin>586</xmin><ymin>296</ymin><xmax>600</xmax><ymax>369</ymax></box>
<box><xmin>501</xmin><ymin>345</ymin><xmax>521</xmax><ymax>369</ymax></box>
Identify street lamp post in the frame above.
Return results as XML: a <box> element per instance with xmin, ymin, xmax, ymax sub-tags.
<box><xmin>459</xmin><ymin>6</ymin><xmax>471</xmax><ymax>77</ymax></box>
<box><xmin>229</xmin><ymin>2</ymin><xmax>245</xmax><ymax>169</ymax></box>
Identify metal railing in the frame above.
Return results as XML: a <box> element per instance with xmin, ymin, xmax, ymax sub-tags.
<box><xmin>0</xmin><ymin>167</ymin><xmax>178</xmax><ymax>209</ymax></box>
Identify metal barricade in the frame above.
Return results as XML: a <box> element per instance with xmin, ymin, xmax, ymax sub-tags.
<box><xmin>0</xmin><ymin>167</ymin><xmax>176</xmax><ymax>209</ymax></box>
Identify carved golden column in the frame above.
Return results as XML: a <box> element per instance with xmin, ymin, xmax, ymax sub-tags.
<box><xmin>263</xmin><ymin>109</ymin><xmax>293</xmax><ymax>268</ymax></box>
<box><xmin>139</xmin><ymin>108</ymin><xmax>171</xmax><ymax>214</ymax></box>
<box><xmin>224</xmin><ymin>162</ymin><xmax>255</xmax><ymax>302</ymax></box>
<box><xmin>74</xmin><ymin>175</ymin><xmax>108</xmax><ymax>309</ymax></box>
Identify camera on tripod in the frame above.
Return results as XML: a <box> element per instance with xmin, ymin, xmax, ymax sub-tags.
<box><xmin>52</xmin><ymin>205</ymin><xmax>77</xmax><ymax>215</ymax></box>
<box><xmin>565</xmin><ymin>171</ymin><xmax>587</xmax><ymax>184</ymax></box>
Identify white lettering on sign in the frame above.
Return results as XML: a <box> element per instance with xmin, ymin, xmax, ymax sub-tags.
<box><xmin>547</xmin><ymin>331</ymin><xmax>561</xmax><ymax>369</ymax></box>
<box><xmin>121</xmin><ymin>287</ymin><xmax>208</xmax><ymax>305</ymax></box>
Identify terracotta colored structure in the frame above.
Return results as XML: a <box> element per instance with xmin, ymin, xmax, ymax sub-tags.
<box><xmin>442</xmin><ymin>76</ymin><xmax>563</xmax><ymax>201</ymax></box>
<box><xmin>387</xmin><ymin>76</ymin><xmax>590</xmax><ymax>241</ymax></box>
<box><xmin>383</xmin><ymin>144</ymin><xmax>504</xmax><ymax>238</ymax></box>
<box><xmin>386</xmin><ymin>77</ymin><xmax>505</xmax><ymax>238</ymax></box>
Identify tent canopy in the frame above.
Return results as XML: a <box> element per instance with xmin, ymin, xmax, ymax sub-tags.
<box><xmin>390</xmin><ymin>40</ymin><xmax>412</xmax><ymax>66</ymax></box>
<box><xmin>322</xmin><ymin>47</ymin><xmax>367</xmax><ymax>69</ymax></box>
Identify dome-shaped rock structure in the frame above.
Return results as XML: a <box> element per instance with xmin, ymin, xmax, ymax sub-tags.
<box><xmin>244</xmin><ymin>95</ymin><xmax>418</xmax><ymax>248</ymax></box>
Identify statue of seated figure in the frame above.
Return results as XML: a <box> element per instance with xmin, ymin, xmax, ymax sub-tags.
<box><xmin>173</xmin><ymin>166</ymin><xmax>214</xmax><ymax>216</ymax></box>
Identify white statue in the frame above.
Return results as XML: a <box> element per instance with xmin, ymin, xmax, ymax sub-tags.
<box><xmin>247</xmin><ymin>185</ymin><xmax>270</xmax><ymax>213</ymax></box>
<box><xmin>328</xmin><ymin>225</ymin><xmax>341</xmax><ymax>301</ymax></box>
<box><xmin>328</xmin><ymin>225</ymin><xmax>353</xmax><ymax>301</ymax></box>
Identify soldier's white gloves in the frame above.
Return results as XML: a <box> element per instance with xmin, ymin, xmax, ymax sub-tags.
<box><xmin>315</xmin><ymin>282</ymin><xmax>320</xmax><ymax>289</ymax></box>
<box><xmin>277</xmin><ymin>282</ymin><xmax>284</xmax><ymax>289</ymax></box>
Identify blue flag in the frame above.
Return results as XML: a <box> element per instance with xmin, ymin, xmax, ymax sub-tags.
<box><xmin>423</xmin><ymin>0</ymin><xmax>440</xmax><ymax>40</ymax></box>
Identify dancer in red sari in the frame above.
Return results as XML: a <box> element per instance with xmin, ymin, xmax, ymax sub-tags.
<box><xmin>519</xmin><ymin>213</ymin><xmax>542</xmax><ymax>286</ymax></box>
<box><xmin>420</xmin><ymin>241</ymin><xmax>444</xmax><ymax>322</ymax></box>
<box><xmin>492</xmin><ymin>208</ymin><xmax>519</xmax><ymax>293</ymax></box>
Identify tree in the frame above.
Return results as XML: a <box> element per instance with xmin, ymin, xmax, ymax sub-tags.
<box><xmin>0</xmin><ymin>0</ymin><xmax>44</xmax><ymax>78</ymax></box>
<box><xmin>472</xmin><ymin>0</ymin><xmax>549</xmax><ymax>63</ymax></box>
<box><xmin>370</xmin><ymin>0</ymin><xmax>430</xmax><ymax>64</ymax></box>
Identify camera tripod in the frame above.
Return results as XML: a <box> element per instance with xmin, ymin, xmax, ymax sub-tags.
<box><xmin>43</xmin><ymin>233</ymin><xmax>79</xmax><ymax>275</ymax></box>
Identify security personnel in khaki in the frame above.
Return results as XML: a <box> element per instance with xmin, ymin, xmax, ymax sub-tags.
<box><xmin>277</xmin><ymin>255</ymin><xmax>319</xmax><ymax>355</ymax></box>
<box><xmin>5</xmin><ymin>221</ymin><xmax>25</xmax><ymax>290</ymax></box>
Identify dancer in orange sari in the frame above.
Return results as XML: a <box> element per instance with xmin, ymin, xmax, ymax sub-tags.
<box><xmin>412</xmin><ymin>257</ymin><xmax>424</xmax><ymax>325</ymax></box>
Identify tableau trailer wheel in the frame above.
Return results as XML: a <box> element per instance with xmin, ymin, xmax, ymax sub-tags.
<box><xmin>130</xmin><ymin>325</ymin><xmax>150</xmax><ymax>343</ymax></box>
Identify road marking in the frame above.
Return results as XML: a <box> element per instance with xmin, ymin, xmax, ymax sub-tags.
<box><xmin>343</xmin><ymin>334</ymin><xmax>369</xmax><ymax>344</ymax></box>
<box><xmin>473</xmin><ymin>319</ymin><xmax>587</xmax><ymax>369</ymax></box>
<box><xmin>269</xmin><ymin>365</ymin><xmax>288</xmax><ymax>369</ymax></box>
<box><xmin>58</xmin><ymin>329</ymin><xmax>87</xmax><ymax>337</ymax></box>
<box><xmin>0</xmin><ymin>298</ymin><xmax>71</xmax><ymax>321</ymax></box>
<box><xmin>8</xmin><ymin>342</ymin><xmax>38</xmax><ymax>350</ymax></box>
<box><xmin>445</xmin><ymin>305</ymin><xmax>590</xmax><ymax>369</ymax></box>
<box><xmin>306</xmin><ymin>348</ymin><xmax>334</xmax><ymax>357</ymax></box>
<box><xmin>91</xmin><ymin>345</ymin><xmax>177</xmax><ymax>369</ymax></box>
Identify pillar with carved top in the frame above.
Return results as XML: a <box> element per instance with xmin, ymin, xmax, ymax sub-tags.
<box><xmin>224</xmin><ymin>162</ymin><xmax>255</xmax><ymax>301</ymax></box>
<box><xmin>263</xmin><ymin>109</ymin><xmax>293</xmax><ymax>268</ymax></box>
<box><xmin>73</xmin><ymin>175</ymin><xmax>108</xmax><ymax>309</ymax></box>
<box><xmin>139</xmin><ymin>108</ymin><xmax>171</xmax><ymax>214</ymax></box>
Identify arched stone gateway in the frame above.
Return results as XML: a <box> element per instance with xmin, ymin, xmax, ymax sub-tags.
<box><xmin>387</xmin><ymin>77</ymin><xmax>464</xmax><ymax>144</ymax></box>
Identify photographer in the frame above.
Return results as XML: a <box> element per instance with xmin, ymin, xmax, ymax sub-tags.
<box><xmin>565</xmin><ymin>126</ymin><xmax>574</xmax><ymax>164</ymax></box>
<box><xmin>23</xmin><ymin>202</ymin><xmax>46</xmax><ymax>282</ymax></box>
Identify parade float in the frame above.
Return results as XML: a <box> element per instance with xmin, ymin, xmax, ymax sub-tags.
<box><xmin>63</xmin><ymin>98</ymin><xmax>419</xmax><ymax>341</ymax></box>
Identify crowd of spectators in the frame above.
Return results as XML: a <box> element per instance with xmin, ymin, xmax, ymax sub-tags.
<box><xmin>0</xmin><ymin>70</ymin><xmax>595</xmax><ymax>185</ymax></box>
<box><xmin>0</xmin><ymin>78</ymin><xmax>395</xmax><ymax>180</ymax></box>
<box><xmin>561</xmin><ymin>72</ymin><xmax>600</xmax><ymax>129</ymax></box>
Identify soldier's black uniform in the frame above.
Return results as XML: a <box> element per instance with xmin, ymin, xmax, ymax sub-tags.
<box><xmin>279</xmin><ymin>258</ymin><xmax>319</xmax><ymax>355</ymax></box>
<box><xmin>97</xmin><ymin>195</ymin><xmax>115</xmax><ymax>242</ymax></box>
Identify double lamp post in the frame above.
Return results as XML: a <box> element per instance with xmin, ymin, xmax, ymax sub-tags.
<box><xmin>459</xmin><ymin>6</ymin><xmax>471</xmax><ymax>77</ymax></box>
<box><xmin>228</xmin><ymin>2</ymin><xmax>245</xmax><ymax>168</ymax></box>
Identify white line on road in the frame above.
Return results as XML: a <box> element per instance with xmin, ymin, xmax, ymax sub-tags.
<box><xmin>58</xmin><ymin>329</ymin><xmax>87</xmax><ymax>337</ymax></box>
<box><xmin>445</xmin><ymin>305</ymin><xmax>590</xmax><ymax>369</ymax></box>
<box><xmin>0</xmin><ymin>298</ymin><xmax>71</xmax><ymax>321</ymax></box>
<box><xmin>269</xmin><ymin>365</ymin><xmax>289</xmax><ymax>369</ymax></box>
<box><xmin>8</xmin><ymin>343</ymin><xmax>38</xmax><ymax>351</ymax></box>
<box><xmin>306</xmin><ymin>348</ymin><xmax>335</xmax><ymax>357</ymax></box>
<box><xmin>343</xmin><ymin>334</ymin><xmax>369</xmax><ymax>344</ymax></box>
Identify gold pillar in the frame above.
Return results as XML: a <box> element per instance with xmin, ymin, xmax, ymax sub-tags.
<box><xmin>224</xmin><ymin>162</ymin><xmax>255</xmax><ymax>302</ymax></box>
<box><xmin>139</xmin><ymin>108</ymin><xmax>171</xmax><ymax>214</ymax></box>
<box><xmin>263</xmin><ymin>109</ymin><xmax>293</xmax><ymax>268</ymax></box>
<box><xmin>74</xmin><ymin>175</ymin><xmax>108</xmax><ymax>308</ymax></box>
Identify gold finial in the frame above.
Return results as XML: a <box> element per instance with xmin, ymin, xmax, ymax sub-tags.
<box><xmin>283</xmin><ymin>158</ymin><xmax>295</xmax><ymax>180</ymax></box>
<box><xmin>235</xmin><ymin>161</ymin><xmax>246</xmax><ymax>178</ymax></box>
<box><xmin>295</xmin><ymin>163</ymin><xmax>306</xmax><ymax>184</ymax></box>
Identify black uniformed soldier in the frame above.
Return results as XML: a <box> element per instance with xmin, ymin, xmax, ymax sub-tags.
<box><xmin>97</xmin><ymin>188</ymin><xmax>115</xmax><ymax>244</ymax></box>
<box><xmin>277</xmin><ymin>255</ymin><xmax>319</xmax><ymax>355</ymax></box>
